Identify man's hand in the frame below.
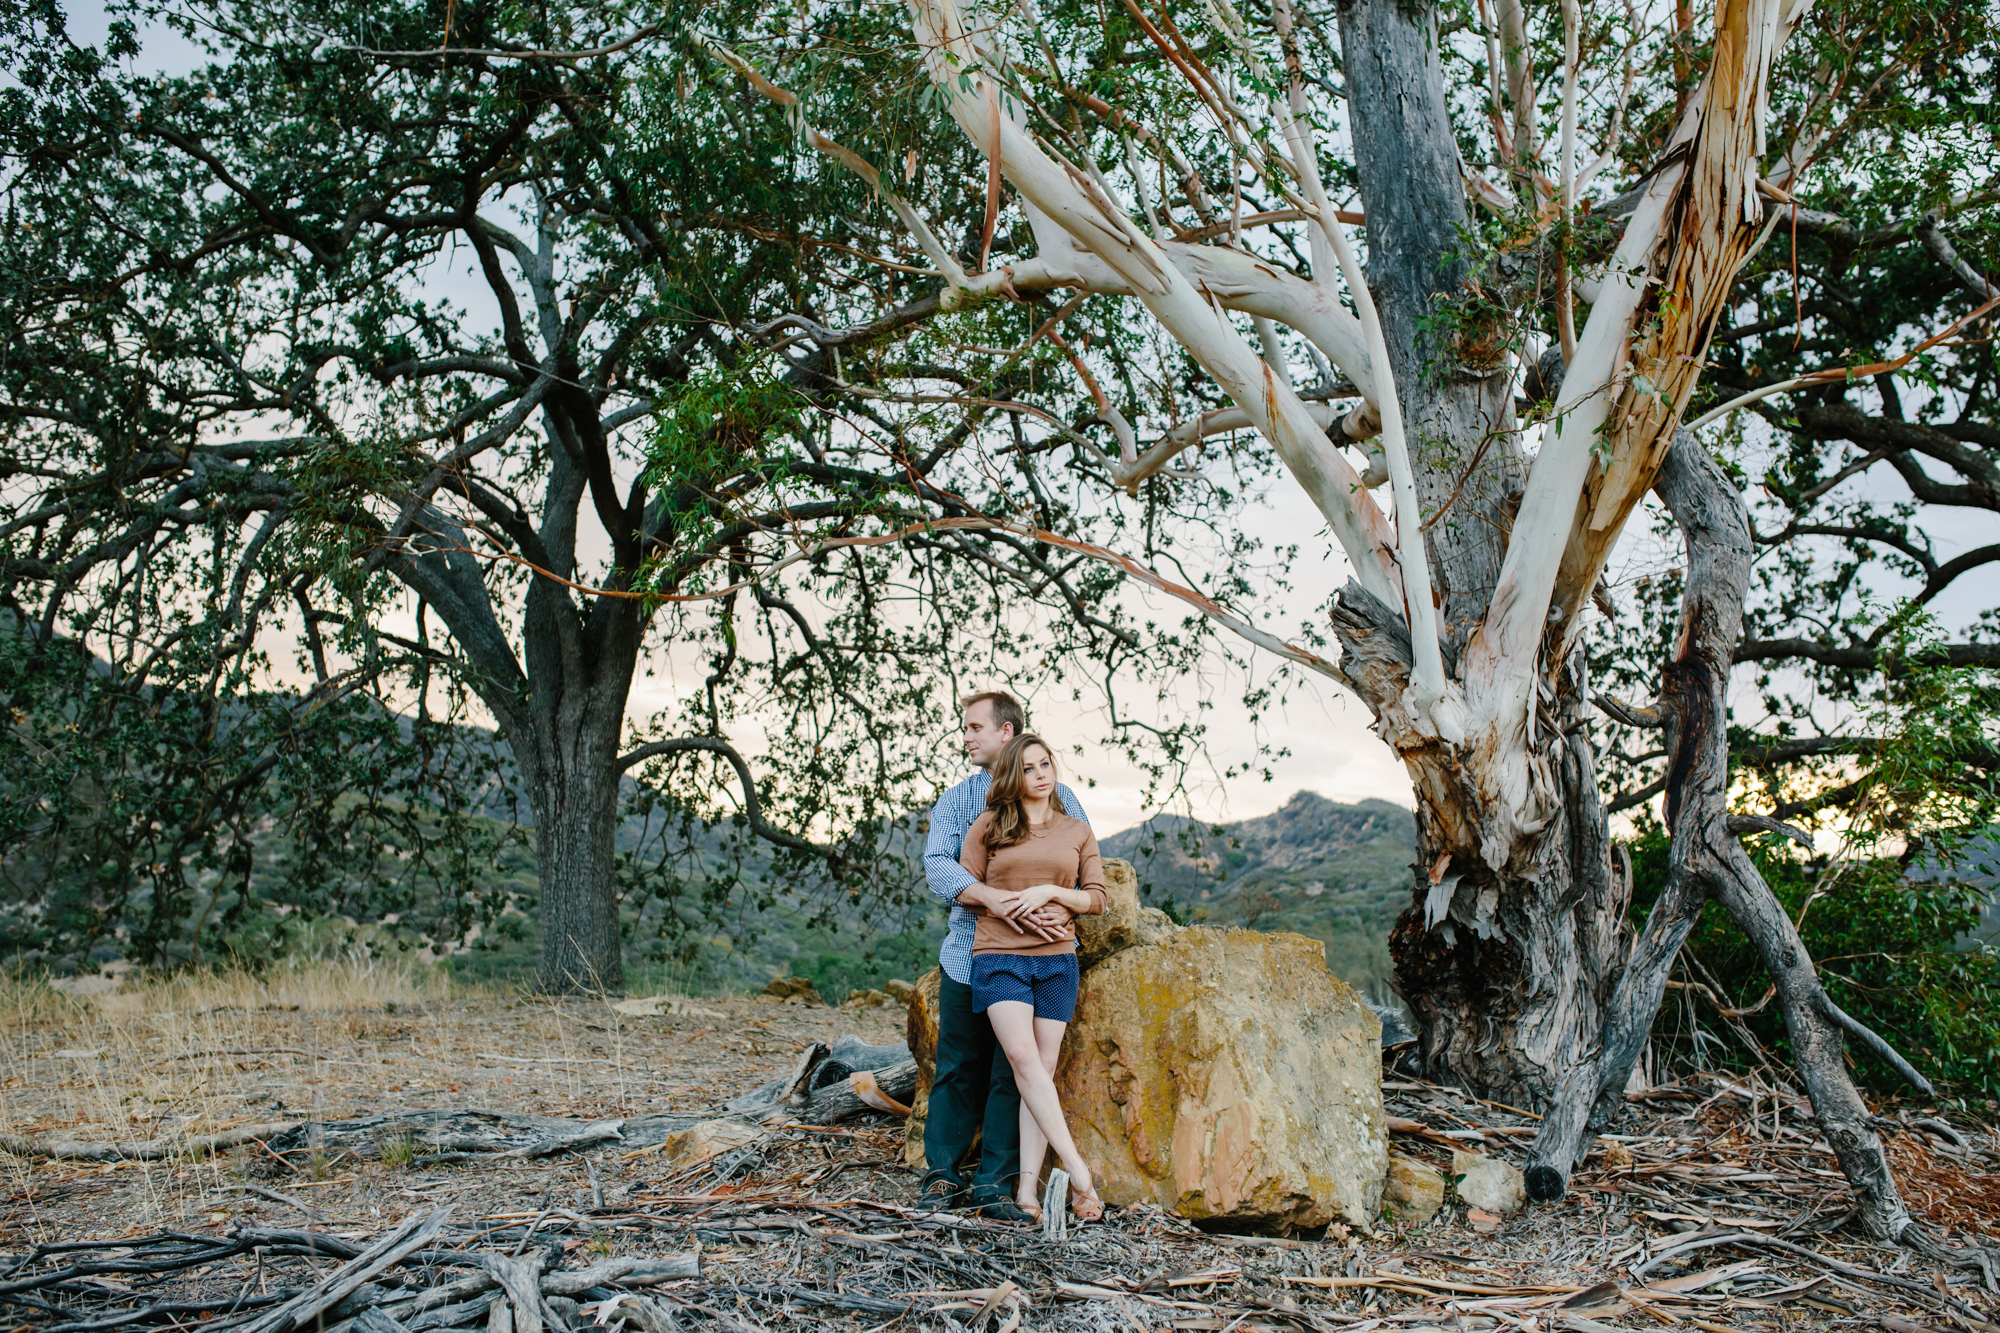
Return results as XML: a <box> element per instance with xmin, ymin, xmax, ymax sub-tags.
<box><xmin>997</xmin><ymin>884</ymin><xmax>1074</xmax><ymax>938</ymax></box>
<box><xmin>1024</xmin><ymin>903</ymin><xmax>1073</xmax><ymax>932</ymax></box>
<box><xmin>997</xmin><ymin>891</ymin><xmax>1071</xmax><ymax>942</ymax></box>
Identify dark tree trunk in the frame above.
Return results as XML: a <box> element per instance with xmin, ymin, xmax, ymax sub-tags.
<box><xmin>522</xmin><ymin>745</ymin><xmax>627</xmax><ymax>995</ymax></box>
<box><xmin>508</xmin><ymin>442</ymin><xmax>646</xmax><ymax>995</ymax></box>
<box><xmin>1388</xmin><ymin>708</ymin><xmax>1627</xmax><ymax>1105</ymax></box>
<box><xmin>1523</xmin><ymin>434</ymin><xmax>1925</xmax><ymax>1245</ymax></box>
<box><xmin>508</xmin><ymin>637</ymin><xmax>638</xmax><ymax>996</ymax></box>
<box><xmin>398</xmin><ymin>443</ymin><xmax>646</xmax><ymax>996</ymax></box>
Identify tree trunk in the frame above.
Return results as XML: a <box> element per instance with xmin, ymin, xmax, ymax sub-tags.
<box><xmin>1335</xmin><ymin>587</ymin><xmax>1626</xmax><ymax>1106</ymax></box>
<box><xmin>499</xmin><ymin>440</ymin><xmax>646</xmax><ymax>996</ymax></box>
<box><xmin>1522</xmin><ymin>434</ymin><xmax>1926</xmax><ymax>1245</ymax></box>
<box><xmin>510</xmin><ymin>590</ymin><xmax>641</xmax><ymax>995</ymax></box>
<box><xmin>1334</xmin><ymin>0</ymin><xmax>1624</xmax><ymax>1107</ymax></box>
<box><xmin>524</xmin><ymin>750</ymin><xmax>626</xmax><ymax>995</ymax></box>
<box><xmin>401</xmin><ymin>533</ymin><xmax>641</xmax><ymax>997</ymax></box>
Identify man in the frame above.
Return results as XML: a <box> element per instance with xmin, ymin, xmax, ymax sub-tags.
<box><xmin>920</xmin><ymin>690</ymin><xmax>1088</xmax><ymax>1219</ymax></box>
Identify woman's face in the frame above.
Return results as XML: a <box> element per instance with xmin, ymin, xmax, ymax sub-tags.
<box><xmin>1018</xmin><ymin>744</ymin><xmax>1056</xmax><ymax>803</ymax></box>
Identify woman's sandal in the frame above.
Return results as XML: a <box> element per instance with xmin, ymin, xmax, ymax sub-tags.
<box><xmin>1014</xmin><ymin>1198</ymin><xmax>1044</xmax><ymax>1224</ymax></box>
<box><xmin>1068</xmin><ymin>1179</ymin><xmax>1105</xmax><ymax>1223</ymax></box>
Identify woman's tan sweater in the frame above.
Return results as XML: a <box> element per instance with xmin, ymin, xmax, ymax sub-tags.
<box><xmin>958</xmin><ymin>810</ymin><xmax>1107</xmax><ymax>955</ymax></box>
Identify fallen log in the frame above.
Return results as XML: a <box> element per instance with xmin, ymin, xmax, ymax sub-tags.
<box><xmin>0</xmin><ymin>1121</ymin><xmax>304</xmax><ymax>1163</ymax></box>
<box><xmin>796</xmin><ymin>1061</ymin><xmax>918</xmax><ymax>1123</ymax></box>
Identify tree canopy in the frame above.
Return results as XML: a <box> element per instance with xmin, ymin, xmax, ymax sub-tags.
<box><xmin>0</xmin><ymin>0</ymin><xmax>1292</xmax><ymax>989</ymax></box>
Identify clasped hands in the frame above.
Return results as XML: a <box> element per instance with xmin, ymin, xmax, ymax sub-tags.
<box><xmin>963</xmin><ymin>882</ymin><xmax>1074</xmax><ymax>942</ymax></box>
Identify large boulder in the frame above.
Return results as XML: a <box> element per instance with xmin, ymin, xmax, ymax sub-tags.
<box><xmin>1075</xmin><ymin>858</ymin><xmax>1179</xmax><ymax>969</ymax></box>
<box><xmin>1055</xmin><ymin>927</ymin><xmax>1387</xmax><ymax>1231</ymax></box>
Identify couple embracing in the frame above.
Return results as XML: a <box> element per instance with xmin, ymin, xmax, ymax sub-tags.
<box><xmin>920</xmin><ymin>690</ymin><xmax>1106</xmax><ymax>1225</ymax></box>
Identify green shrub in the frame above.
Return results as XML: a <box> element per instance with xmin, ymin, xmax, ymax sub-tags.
<box><xmin>1629</xmin><ymin>830</ymin><xmax>2000</xmax><ymax>1099</ymax></box>
<box><xmin>794</xmin><ymin>929</ymin><xmax>937</xmax><ymax>1005</ymax></box>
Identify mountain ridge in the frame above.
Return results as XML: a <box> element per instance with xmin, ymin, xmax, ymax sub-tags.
<box><xmin>1101</xmin><ymin>790</ymin><xmax>1415</xmax><ymax>1000</ymax></box>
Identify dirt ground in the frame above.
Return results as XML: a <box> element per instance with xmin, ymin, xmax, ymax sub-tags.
<box><xmin>3</xmin><ymin>965</ymin><xmax>1997</xmax><ymax>1333</ymax></box>
<box><xmin>0</xmin><ymin>966</ymin><xmax>907</xmax><ymax>1241</ymax></box>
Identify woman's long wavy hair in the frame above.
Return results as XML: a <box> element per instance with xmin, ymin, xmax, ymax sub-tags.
<box><xmin>983</xmin><ymin>733</ymin><xmax>1068</xmax><ymax>853</ymax></box>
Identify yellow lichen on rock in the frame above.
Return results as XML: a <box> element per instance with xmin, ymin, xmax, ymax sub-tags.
<box><xmin>1055</xmin><ymin>926</ymin><xmax>1387</xmax><ymax>1231</ymax></box>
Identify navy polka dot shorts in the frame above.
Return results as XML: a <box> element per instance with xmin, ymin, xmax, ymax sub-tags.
<box><xmin>970</xmin><ymin>951</ymin><xmax>1081</xmax><ymax>1021</ymax></box>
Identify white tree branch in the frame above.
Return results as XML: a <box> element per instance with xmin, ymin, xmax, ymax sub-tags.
<box><xmin>1495</xmin><ymin>0</ymin><xmax>1542</xmax><ymax>194</ymax></box>
<box><xmin>908</xmin><ymin>0</ymin><xmax>1406</xmax><ymax>607</ymax></box>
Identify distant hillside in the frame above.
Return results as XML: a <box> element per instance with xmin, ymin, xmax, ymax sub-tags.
<box><xmin>1102</xmin><ymin>792</ymin><xmax>1415</xmax><ymax>1000</ymax></box>
<box><xmin>7</xmin><ymin>629</ymin><xmax>1420</xmax><ymax>1006</ymax></box>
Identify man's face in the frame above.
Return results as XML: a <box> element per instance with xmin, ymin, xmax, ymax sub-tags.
<box><xmin>961</xmin><ymin>701</ymin><xmax>1015</xmax><ymax>770</ymax></box>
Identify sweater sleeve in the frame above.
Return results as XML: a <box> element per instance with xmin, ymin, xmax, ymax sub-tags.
<box><xmin>1074</xmin><ymin>827</ymin><xmax>1107</xmax><ymax>916</ymax></box>
<box><xmin>959</xmin><ymin>811</ymin><xmax>993</xmax><ymax>888</ymax></box>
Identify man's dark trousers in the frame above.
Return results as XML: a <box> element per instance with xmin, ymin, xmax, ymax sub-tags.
<box><xmin>923</xmin><ymin>975</ymin><xmax>1020</xmax><ymax>1201</ymax></box>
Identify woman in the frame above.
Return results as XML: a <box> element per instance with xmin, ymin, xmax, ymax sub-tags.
<box><xmin>958</xmin><ymin>733</ymin><xmax>1107</xmax><ymax>1223</ymax></box>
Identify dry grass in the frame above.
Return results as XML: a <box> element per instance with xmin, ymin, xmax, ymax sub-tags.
<box><xmin>1</xmin><ymin>955</ymin><xmax>486</xmax><ymax>1134</ymax></box>
<box><xmin>0</xmin><ymin>959</ymin><xmax>905</xmax><ymax>1244</ymax></box>
<box><xmin>1</xmin><ymin>949</ymin><xmax>458</xmax><ymax>1020</ymax></box>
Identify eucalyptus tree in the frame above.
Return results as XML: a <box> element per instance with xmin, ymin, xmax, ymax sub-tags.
<box><xmin>0</xmin><ymin>0</ymin><xmax>1174</xmax><ymax>991</ymax></box>
<box><xmin>1583</xmin><ymin>78</ymin><xmax>2000</xmax><ymax>1108</ymax></box>
<box><xmin>687</xmin><ymin>0</ymin><xmax>1998</xmax><ymax>1244</ymax></box>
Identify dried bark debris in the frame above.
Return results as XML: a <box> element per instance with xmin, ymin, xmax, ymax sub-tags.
<box><xmin>5</xmin><ymin>1073</ymin><xmax>1997</xmax><ymax>1333</ymax></box>
<box><xmin>5</xmin><ymin>1007</ymin><xmax>1997</xmax><ymax>1333</ymax></box>
<box><xmin>5</xmin><ymin>1182</ymin><xmax>1996</xmax><ymax>1333</ymax></box>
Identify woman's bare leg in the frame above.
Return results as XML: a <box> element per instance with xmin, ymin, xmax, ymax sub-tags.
<box><xmin>1016</xmin><ymin>1098</ymin><xmax>1047</xmax><ymax>1210</ymax></box>
<box><xmin>1013</xmin><ymin>1015</ymin><xmax>1070</xmax><ymax>1208</ymax></box>
<box><xmin>986</xmin><ymin>1001</ymin><xmax>1094</xmax><ymax>1200</ymax></box>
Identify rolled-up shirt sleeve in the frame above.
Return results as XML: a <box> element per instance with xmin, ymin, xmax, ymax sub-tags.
<box><xmin>1060</xmin><ymin>784</ymin><xmax>1091</xmax><ymax>888</ymax></box>
<box><xmin>924</xmin><ymin>784</ymin><xmax>979</xmax><ymax>905</ymax></box>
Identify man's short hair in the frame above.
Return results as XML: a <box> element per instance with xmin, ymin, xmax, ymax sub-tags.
<box><xmin>960</xmin><ymin>690</ymin><xmax>1026</xmax><ymax>738</ymax></box>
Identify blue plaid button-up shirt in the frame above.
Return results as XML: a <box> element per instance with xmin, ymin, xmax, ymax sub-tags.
<box><xmin>923</xmin><ymin>770</ymin><xmax>1090</xmax><ymax>984</ymax></box>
